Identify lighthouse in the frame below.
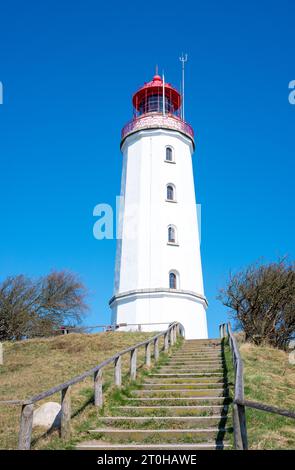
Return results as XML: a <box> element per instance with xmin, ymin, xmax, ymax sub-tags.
<box><xmin>109</xmin><ymin>72</ymin><xmax>208</xmax><ymax>339</ymax></box>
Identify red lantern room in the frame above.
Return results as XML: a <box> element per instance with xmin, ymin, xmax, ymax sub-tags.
<box><xmin>132</xmin><ymin>74</ymin><xmax>181</xmax><ymax>118</ymax></box>
<box><xmin>121</xmin><ymin>72</ymin><xmax>194</xmax><ymax>146</ymax></box>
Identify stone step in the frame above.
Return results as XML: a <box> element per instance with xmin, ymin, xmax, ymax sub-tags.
<box><xmin>143</xmin><ymin>377</ymin><xmax>226</xmax><ymax>384</ymax></box>
<box><xmin>162</xmin><ymin>360</ymin><xmax>222</xmax><ymax>364</ymax></box>
<box><xmin>158</xmin><ymin>368</ymin><xmax>224</xmax><ymax>374</ymax></box>
<box><xmin>149</xmin><ymin>372</ymin><xmax>224</xmax><ymax>378</ymax></box>
<box><xmin>169</xmin><ymin>357</ymin><xmax>224</xmax><ymax>361</ymax></box>
<box><xmin>87</xmin><ymin>427</ymin><xmax>231</xmax><ymax>443</ymax></box>
<box><xmin>167</xmin><ymin>357</ymin><xmax>224</xmax><ymax>365</ymax></box>
<box><xmin>165</xmin><ymin>362</ymin><xmax>224</xmax><ymax>367</ymax></box>
<box><xmin>114</xmin><ymin>405</ymin><xmax>229</xmax><ymax>416</ymax></box>
<box><xmin>124</xmin><ymin>397</ymin><xmax>230</xmax><ymax>406</ymax></box>
<box><xmin>131</xmin><ymin>388</ymin><xmax>227</xmax><ymax>397</ymax></box>
<box><xmin>96</xmin><ymin>416</ymin><xmax>229</xmax><ymax>428</ymax></box>
<box><xmin>161</xmin><ymin>362</ymin><xmax>222</xmax><ymax>366</ymax></box>
<box><xmin>181</xmin><ymin>343</ymin><xmax>221</xmax><ymax>347</ymax></box>
<box><xmin>173</xmin><ymin>355</ymin><xmax>222</xmax><ymax>359</ymax></box>
<box><xmin>179</xmin><ymin>352</ymin><xmax>222</xmax><ymax>355</ymax></box>
<box><xmin>182</xmin><ymin>340</ymin><xmax>221</xmax><ymax>343</ymax></box>
<box><xmin>159</xmin><ymin>365</ymin><xmax>224</xmax><ymax>369</ymax></box>
<box><xmin>175</xmin><ymin>349</ymin><xmax>222</xmax><ymax>352</ymax></box>
<box><xmin>76</xmin><ymin>441</ymin><xmax>231</xmax><ymax>450</ymax></box>
<box><xmin>141</xmin><ymin>382</ymin><xmax>227</xmax><ymax>389</ymax></box>
<box><xmin>172</xmin><ymin>358</ymin><xmax>222</xmax><ymax>362</ymax></box>
<box><xmin>185</xmin><ymin>343</ymin><xmax>221</xmax><ymax>346</ymax></box>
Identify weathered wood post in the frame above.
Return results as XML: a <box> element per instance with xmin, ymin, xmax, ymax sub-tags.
<box><xmin>164</xmin><ymin>333</ymin><xmax>169</xmax><ymax>352</ymax></box>
<box><xmin>233</xmin><ymin>403</ymin><xmax>247</xmax><ymax>450</ymax></box>
<box><xmin>237</xmin><ymin>403</ymin><xmax>248</xmax><ymax>449</ymax></box>
<box><xmin>114</xmin><ymin>356</ymin><xmax>122</xmax><ymax>388</ymax></box>
<box><xmin>219</xmin><ymin>324</ymin><xmax>223</xmax><ymax>338</ymax></box>
<box><xmin>154</xmin><ymin>338</ymin><xmax>159</xmax><ymax>362</ymax></box>
<box><xmin>18</xmin><ymin>403</ymin><xmax>34</xmax><ymax>450</ymax></box>
<box><xmin>145</xmin><ymin>342</ymin><xmax>151</xmax><ymax>368</ymax></box>
<box><xmin>233</xmin><ymin>403</ymin><xmax>242</xmax><ymax>449</ymax></box>
<box><xmin>169</xmin><ymin>328</ymin><xmax>174</xmax><ymax>346</ymax></box>
<box><xmin>173</xmin><ymin>325</ymin><xmax>177</xmax><ymax>343</ymax></box>
<box><xmin>130</xmin><ymin>348</ymin><xmax>137</xmax><ymax>380</ymax></box>
<box><xmin>223</xmin><ymin>323</ymin><xmax>228</xmax><ymax>338</ymax></box>
<box><xmin>94</xmin><ymin>369</ymin><xmax>103</xmax><ymax>407</ymax></box>
<box><xmin>61</xmin><ymin>386</ymin><xmax>71</xmax><ymax>440</ymax></box>
<box><xmin>0</xmin><ymin>342</ymin><xmax>3</xmax><ymax>365</ymax></box>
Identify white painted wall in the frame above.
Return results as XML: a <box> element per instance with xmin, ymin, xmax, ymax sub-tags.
<box><xmin>111</xmin><ymin>127</ymin><xmax>208</xmax><ymax>339</ymax></box>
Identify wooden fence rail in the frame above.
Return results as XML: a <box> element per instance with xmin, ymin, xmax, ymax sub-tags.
<box><xmin>220</xmin><ymin>322</ymin><xmax>295</xmax><ymax>450</ymax></box>
<box><xmin>0</xmin><ymin>322</ymin><xmax>182</xmax><ymax>450</ymax></box>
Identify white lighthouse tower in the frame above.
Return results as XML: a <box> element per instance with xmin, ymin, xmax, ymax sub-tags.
<box><xmin>109</xmin><ymin>72</ymin><xmax>208</xmax><ymax>339</ymax></box>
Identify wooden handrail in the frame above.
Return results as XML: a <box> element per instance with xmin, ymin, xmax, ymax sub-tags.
<box><xmin>220</xmin><ymin>322</ymin><xmax>295</xmax><ymax>450</ymax></box>
<box><xmin>223</xmin><ymin>322</ymin><xmax>248</xmax><ymax>450</ymax></box>
<box><xmin>1</xmin><ymin>321</ymin><xmax>182</xmax><ymax>450</ymax></box>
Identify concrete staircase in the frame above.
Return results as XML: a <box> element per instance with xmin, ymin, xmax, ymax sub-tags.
<box><xmin>77</xmin><ymin>338</ymin><xmax>232</xmax><ymax>450</ymax></box>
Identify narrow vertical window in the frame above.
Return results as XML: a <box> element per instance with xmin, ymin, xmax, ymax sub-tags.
<box><xmin>169</xmin><ymin>271</ymin><xmax>177</xmax><ymax>289</ymax></box>
<box><xmin>168</xmin><ymin>225</ymin><xmax>176</xmax><ymax>243</ymax></box>
<box><xmin>167</xmin><ymin>184</ymin><xmax>174</xmax><ymax>201</ymax></box>
<box><xmin>166</xmin><ymin>147</ymin><xmax>173</xmax><ymax>162</ymax></box>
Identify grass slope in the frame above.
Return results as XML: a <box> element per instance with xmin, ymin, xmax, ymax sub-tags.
<box><xmin>0</xmin><ymin>331</ymin><xmax>158</xmax><ymax>449</ymax></box>
<box><xmin>224</xmin><ymin>339</ymin><xmax>295</xmax><ymax>450</ymax></box>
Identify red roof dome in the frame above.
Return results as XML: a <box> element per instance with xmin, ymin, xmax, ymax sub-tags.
<box><xmin>132</xmin><ymin>74</ymin><xmax>181</xmax><ymax>112</ymax></box>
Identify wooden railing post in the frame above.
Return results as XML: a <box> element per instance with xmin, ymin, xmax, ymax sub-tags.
<box><xmin>233</xmin><ymin>403</ymin><xmax>243</xmax><ymax>450</ymax></box>
<box><xmin>223</xmin><ymin>323</ymin><xmax>228</xmax><ymax>338</ymax></box>
<box><xmin>0</xmin><ymin>342</ymin><xmax>3</xmax><ymax>365</ymax></box>
<box><xmin>18</xmin><ymin>403</ymin><xmax>34</xmax><ymax>450</ymax></box>
<box><xmin>233</xmin><ymin>403</ymin><xmax>248</xmax><ymax>450</ymax></box>
<box><xmin>61</xmin><ymin>386</ymin><xmax>71</xmax><ymax>440</ymax></box>
<box><xmin>114</xmin><ymin>356</ymin><xmax>122</xmax><ymax>388</ymax></box>
<box><xmin>169</xmin><ymin>328</ymin><xmax>174</xmax><ymax>346</ymax></box>
<box><xmin>173</xmin><ymin>325</ymin><xmax>177</xmax><ymax>343</ymax></box>
<box><xmin>238</xmin><ymin>403</ymin><xmax>248</xmax><ymax>449</ymax></box>
<box><xmin>145</xmin><ymin>342</ymin><xmax>151</xmax><ymax>368</ymax></box>
<box><xmin>154</xmin><ymin>338</ymin><xmax>159</xmax><ymax>362</ymax></box>
<box><xmin>94</xmin><ymin>369</ymin><xmax>103</xmax><ymax>407</ymax></box>
<box><xmin>130</xmin><ymin>348</ymin><xmax>137</xmax><ymax>380</ymax></box>
<box><xmin>164</xmin><ymin>333</ymin><xmax>169</xmax><ymax>352</ymax></box>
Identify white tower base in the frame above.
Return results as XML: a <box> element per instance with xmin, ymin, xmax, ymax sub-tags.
<box><xmin>110</xmin><ymin>289</ymin><xmax>208</xmax><ymax>340</ymax></box>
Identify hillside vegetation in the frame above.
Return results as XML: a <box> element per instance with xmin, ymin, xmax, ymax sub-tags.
<box><xmin>225</xmin><ymin>340</ymin><xmax>295</xmax><ymax>449</ymax></box>
<box><xmin>0</xmin><ymin>331</ymin><xmax>157</xmax><ymax>449</ymax></box>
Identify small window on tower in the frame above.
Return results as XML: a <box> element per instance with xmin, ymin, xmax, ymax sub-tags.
<box><xmin>169</xmin><ymin>271</ymin><xmax>178</xmax><ymax>289</ymax></box>
<box><xmin>165</xmin><ymin>147</ymin><xmax>173</xmax><ymax>162</ymax></box>
<box><xmin>166</xmin><ymin>184</ymin><xmax>175</xmax><ymax>201</ymax></box>
<box><xmin>168</xmin><ymin>225</ymin><xmax>176</xmax><ymax>244</ymax></box>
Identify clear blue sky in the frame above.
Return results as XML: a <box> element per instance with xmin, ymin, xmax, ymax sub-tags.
<box><xmin>0</xmin><ymin>0</ymin><xmax>294</xmax><ymax>338</ymax></box>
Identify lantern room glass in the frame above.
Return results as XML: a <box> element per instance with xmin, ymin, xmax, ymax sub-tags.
<box><xmin>138</xmin><ymin>94</ymin><xmax>176</xmax><ymax>116</ymax></box>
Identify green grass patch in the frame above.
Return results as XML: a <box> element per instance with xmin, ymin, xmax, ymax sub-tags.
<box><xmin>223</xmin><ymin>337</ymin><xmax>295</xmax><ymax>450</ymax></box>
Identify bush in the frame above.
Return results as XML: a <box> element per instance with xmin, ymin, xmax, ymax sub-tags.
<box><xmin>218</xmin><ymin>258</ymin><xmax>295</xmax><ymax>349</ymax></box>
<box><xmin>0</xmin><ymin>271</ymin><xmax>88</xmax><ymax>340</ymax></box>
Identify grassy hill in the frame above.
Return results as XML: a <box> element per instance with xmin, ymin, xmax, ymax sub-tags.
<box><xmin>1</xmin><ymin>332</ymin><xmax>294</xmax><ymax>450</ymax></box>
<box><xmin>0</xmin><ymin>331</ymin><xmax>157</xmax><ymax>449</ymax></box>
<box><xmin>224</xmin><ymin>339</ymin><xmax>295</xmax><ymax>450</ymax></box>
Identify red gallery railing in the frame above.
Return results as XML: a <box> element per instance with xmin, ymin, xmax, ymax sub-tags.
<box><xmin>121</xmin><ymin>113</ymin><xmax>195</xmax><ymax>144</ymax></box>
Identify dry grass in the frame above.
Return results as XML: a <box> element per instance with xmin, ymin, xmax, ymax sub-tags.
<box><xmin>240</xmin><ymin>342</ymin><xmax>295</xmax><ymax>449</ymax></box>
<box><xmin>0</xmin><ymin>331</ymin><xmax>160</xmax><ymax>449</ymax></box>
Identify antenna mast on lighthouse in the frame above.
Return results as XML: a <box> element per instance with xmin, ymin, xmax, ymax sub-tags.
<box><xmin>179</xmin><ymin>53</ymin><xmax>188</xmax><ymax>120</ymax></box>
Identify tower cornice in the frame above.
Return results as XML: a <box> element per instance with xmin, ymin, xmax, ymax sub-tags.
<box><xmin>121</xmin><ymin>113</ymin><xmax>195</xmax><ymax>150</ymax></box>
<box><xmin>109</xmin><ymin>288</ymin><xmax>208</xmax><ymax>308</ymax></box>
